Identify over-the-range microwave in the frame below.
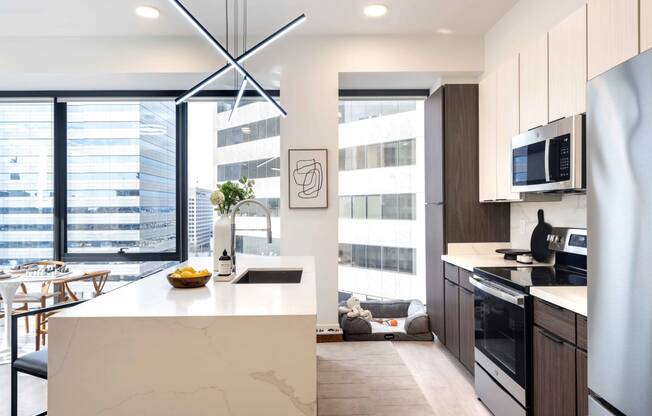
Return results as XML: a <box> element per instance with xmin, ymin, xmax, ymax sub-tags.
<box><xmin>511</xmin><ymin>114</ymin><xmax>585</xmax><ymax>193</ymax></box>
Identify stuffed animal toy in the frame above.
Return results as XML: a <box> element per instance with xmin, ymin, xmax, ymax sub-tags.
<box><xmin>338</xmin><ymin>296</ymin><xmax>373</xmax><ymax>321</ymax></box>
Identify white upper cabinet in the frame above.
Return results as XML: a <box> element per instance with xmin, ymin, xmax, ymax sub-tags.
<box><xmin>549</xmin><ymin>5</ymin><xmax>587</xmax><ymax>121</ymax></box>
<box><xmin>587</xmin><ymin>0</ymin><xmax>639</xmax><ymax>79</ymax></box>
<box><xmin>495</xmin><ymin>56</ymin><xmax>521</xmax><ymax>201</ymax></box>
<box><xmin>642</xmin><ymin>0</ymin><xmax>652</xmax><ymax>52</ymax></box>
<box><xmin>519</xmin><ymin>34</ymin><xmax>549</xmax><ymax>132</ymax></box>
<box><xmin>479</xmin><ymin>72</ymin><xmax>498</xmax><ymax>202</ymax></box>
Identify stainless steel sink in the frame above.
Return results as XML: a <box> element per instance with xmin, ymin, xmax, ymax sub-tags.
<box><xmin>233</xmin><ymin>269</ymin><xmax>302</xmax><ymax>284</ymax></box>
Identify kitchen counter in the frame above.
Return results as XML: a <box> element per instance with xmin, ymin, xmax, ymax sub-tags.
<box><xmin>530</xmin><ymin>286</ymin><xmax>587</xmax><ymax>316</ymax></box>
<box><xmin>442</xmin><ymin>253</ymin><xmax>587</xmax><ymax>316</ymax></box>
<box><xmin>441</xmin><ymin>253</ymin><xmax>552</xmax><ymax>272</ymax></box>
<box><xmin>55</xmin><ymin>256</ymin><xmax>316</xmax><ymax>319</ymax></box>
<box><xmin>48</xmin><ymin>256</ymin><xmax>317</xmax><ymax>416</ymax></box>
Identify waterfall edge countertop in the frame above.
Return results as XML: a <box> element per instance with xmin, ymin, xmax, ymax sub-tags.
<box><xmin>48</xmin><ymin>255</ymin><xmax>318</xmax><ymax>416</ymax></box>
<box><xmin>54</xmin><ymin>255</ymin><xmax>317</xmax><ymax>318</ymax></box>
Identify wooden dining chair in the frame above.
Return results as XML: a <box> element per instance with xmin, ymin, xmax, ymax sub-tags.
<box><xmin>35</xmin><ymin>270</ymin><xmax>111</xmax><ymax>350</ymax></box>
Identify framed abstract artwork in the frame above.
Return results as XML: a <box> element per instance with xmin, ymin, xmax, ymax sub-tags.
<box><xmin>288</xmin><ymin>149</ymin><xmax>328</xmax><ymax>209</ymax></box>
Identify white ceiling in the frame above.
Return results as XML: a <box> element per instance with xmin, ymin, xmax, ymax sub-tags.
<box><xmin>0</xmin><ymin>0</ymin><xmax>517</xmax><ymax>37</ymax></box>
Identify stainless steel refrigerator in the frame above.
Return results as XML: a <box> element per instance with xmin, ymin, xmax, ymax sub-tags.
<box><xmin>587</xmin><ymin>48</ymin><xmax>652</xmax><ymax>415</ymax></box>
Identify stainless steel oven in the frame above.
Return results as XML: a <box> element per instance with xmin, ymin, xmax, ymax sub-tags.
<box><xmin>511</xmin><ymin>114</ymin><xmax>584</xmax><ymax>193</ymax></box>
<box><xmin>470</xmin><ymin>275</ymin><xmax>530</xmax><ymax>416</ymax></box>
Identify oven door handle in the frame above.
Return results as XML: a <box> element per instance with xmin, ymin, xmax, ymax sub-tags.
<box><xmin>469</xmin><ymin>276</ymin><xmax>525</xmax><ymax>308</ymax></box>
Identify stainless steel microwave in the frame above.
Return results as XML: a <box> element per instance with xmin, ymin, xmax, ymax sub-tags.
<box><xmin>511</xmin><ymin>114</ymin><xmax>585</xmax><ymax>193</ymax></box>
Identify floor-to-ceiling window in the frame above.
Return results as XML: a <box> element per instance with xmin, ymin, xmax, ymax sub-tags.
<box><xmin>338</xmin><ymin>98</ymin><xmax>425</xmax><ymax>302</ymax></box>
<box><xmin>187</xmin><ymin>98</ymin><xmax>280</xmax><ymax>258</ymax></box>
<box><xmin>0</xmin><ymin>102</ymin><xmax>54</xmax><ymax>265</ymax></box>
<box><xmin>66</xmin><ymin>101</ymin><xmax>177</xmax><ymax>254</ymax></box>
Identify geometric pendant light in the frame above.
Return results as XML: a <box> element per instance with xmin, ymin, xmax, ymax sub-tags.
<box><xmin>167</xmin><ymin>0</ymin><xmax>306</xmax><ymax>118</ymax></box>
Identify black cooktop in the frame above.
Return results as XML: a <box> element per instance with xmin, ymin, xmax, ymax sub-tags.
<box><xmin>473</xmin><ymin>265</ymin><xmax>587</xmax><ymax>292</ymax></box>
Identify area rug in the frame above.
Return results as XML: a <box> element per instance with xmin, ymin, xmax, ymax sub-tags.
<box><xmin>317</xmin><ymin>341</ymin><xmax>433</xmax><ymax>416</ymax></box>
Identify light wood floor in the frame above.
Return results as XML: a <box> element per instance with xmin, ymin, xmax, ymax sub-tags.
<box><xmin>0</xmin><ymin>339</ymin><xmax>490</xmax><ymax>416</ymax></box>
<box><xmin>393</xmin><ymin>340</ymin><xmax>492</xmax><ymax>416</ymax></box>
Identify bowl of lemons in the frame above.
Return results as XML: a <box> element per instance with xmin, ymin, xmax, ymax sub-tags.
<box><xmin>167</xmin><ymin>266</ymin><xmax>212</xmax><ymax>288</ymax></box>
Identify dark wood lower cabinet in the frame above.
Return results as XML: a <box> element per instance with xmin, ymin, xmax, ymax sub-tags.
<box><xmin>533</xmin><ymin>326</ymin><xmax>576</xmax><ymax>416</ymax></box>
<box><xmin>458</xmin><ymin>286</ymin><xmax>475</xmax><ymax>374</ymax></box>
<box><xmin>577</xmin><ymin>349</ymin><xmax>588</xmax><ymax>416</ymax></box>
<box><xmin>444</xmin><ymin>278</ymin><xmax>460</xmax><ymax>358</ymax></box>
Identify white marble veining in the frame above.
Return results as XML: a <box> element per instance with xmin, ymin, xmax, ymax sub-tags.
<box><xmin>48</xmin><ymin>256</ymin><xmax>317</xmax><ymax>416</ymax></box>
<box><xmin>441</xmin><ymin>253</ymin><xmax>552</xmax><ymax>272</ymax></box>
<box><xmin>530</xmin><ymin>286</ymin><xmax>587</xmax><ymax>316</ymax></box>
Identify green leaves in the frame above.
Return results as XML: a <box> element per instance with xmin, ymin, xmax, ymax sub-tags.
<box><xmin>213</xmin><ymin>177</ymin><xmax>256</xmax><ymax>214</ymax></box>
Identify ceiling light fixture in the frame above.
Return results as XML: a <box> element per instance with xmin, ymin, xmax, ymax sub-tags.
<box><xmin>175</xmin><ymin>14</ymin><xmax>306</xmax><ymax>105</ymax></box>
<box><xmin>436</xmin><ymin>28</ymin><xmax>453</xmax><ymax>35</ymax></box>
<box><xmin>135</xmin><ymin>5</ymin><xmax>160</xmax><ymax>19</ymax></box>
<box><xmin>167</xmin><ymin>0</ymin><xmax>306</xmax><ymax>118</ymax></box>
<box><xmin>229</xmin><ymin>78</ymin><xmax>248</xmax><ymax>122</ymax></box>
<box><xmin>364</xmin><ymin>4</ymin><xmax>388</xmax><ymax>18</ymax></box>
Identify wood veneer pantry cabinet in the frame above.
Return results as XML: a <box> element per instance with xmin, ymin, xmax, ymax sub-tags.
<box><xmin>587</xmin><ymin>0</ymin><xmax>639</xmax><ymax>79</ymax></box>
<box><xmin>424</xmin><ymin>85</ymin><xmax>510</xmax><ymax>345</ymax></box>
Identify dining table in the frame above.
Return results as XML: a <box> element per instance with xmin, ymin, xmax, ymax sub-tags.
<box><xmin>0</xmin><ymin>269</ymin><xmax>87</xmax><ymax>356</ymax></box>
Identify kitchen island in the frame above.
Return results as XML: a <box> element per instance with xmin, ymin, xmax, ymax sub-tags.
<box><xmin>47</xmin><ymin>256</ymin><xmax>317</xmax><ymax>416</ymax></box>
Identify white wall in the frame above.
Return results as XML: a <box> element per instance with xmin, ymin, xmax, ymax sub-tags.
<box><xmin>483</xmin><ymin>0</ymin><xmax>588</xmax><ymax>248</ymax></box>
<box><xmin>0</xmin><ymin>32</ymin><xmax>484</xmax><ymax>327</ymax></box>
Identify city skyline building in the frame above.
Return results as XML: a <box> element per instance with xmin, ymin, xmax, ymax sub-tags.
<box><xmin>337</xmin><ymin>99</ymin><xmax>426</xmax><ymax>302</ymax></box>
<box><xmin>188</xmin><ymin>187</ymin><xmax>213</xmax><ymax>256</ymax></box>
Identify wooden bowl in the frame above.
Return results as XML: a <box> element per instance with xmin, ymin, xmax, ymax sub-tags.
<box><xmin>167</xmin><ymin>273</ymin><xmax>212</xmax><ymax>288</ymax></box>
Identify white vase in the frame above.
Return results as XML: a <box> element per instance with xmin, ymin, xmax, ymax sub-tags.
<box><xmin>213</xmin><ymin>213</ymin><xmax>232</xmax><ymax>273</ymax></box>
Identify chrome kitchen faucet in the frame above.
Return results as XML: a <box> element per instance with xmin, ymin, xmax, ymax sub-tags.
<box><xmin>229</xmin><ymin>199</ymin><xmax>273</xmax><ymax>273</ymax></box>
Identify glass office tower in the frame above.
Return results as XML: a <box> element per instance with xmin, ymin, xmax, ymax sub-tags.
<box><xmin>66</xmin><ymin>101</ymin><xmax>177</xmax><ymax>254</ymax></box>
<box><xmin>0</xmin><ymin>102</ymin><xmax>54</xmax><ymax>265</ymax></box>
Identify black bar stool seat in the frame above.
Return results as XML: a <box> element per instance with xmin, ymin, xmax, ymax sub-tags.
<box><xmin>13</xmin><ymin>347</ymin><xmax>48</xmax><ymax>379</ymax></box>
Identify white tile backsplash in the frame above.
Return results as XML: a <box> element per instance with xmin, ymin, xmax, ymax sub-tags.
<box><xmin>510</xmin><ymin>194</ymin><xmax>587</xmax><ymax>249</ymax></box>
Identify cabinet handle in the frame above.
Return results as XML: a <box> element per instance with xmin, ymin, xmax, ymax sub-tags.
<box><xmin>540</xmin><ymin>329</ymin><xmax>565</xmax><ymax>344</ymax></box>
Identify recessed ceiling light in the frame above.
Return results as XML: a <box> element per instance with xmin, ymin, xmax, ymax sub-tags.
<box><xmin>436</xmin><ymin>28</ymin><xmax>453</xmax><ymax>35</ymax></box>
<box><xmin>364</xmin><ymin>4</ymin><xmax>388</xmax><ymax>18</ymax></box>
<box><xmin>135</xmin><ymin>5</ymin><xmax>160</xmax><ymax>19</ymax></box>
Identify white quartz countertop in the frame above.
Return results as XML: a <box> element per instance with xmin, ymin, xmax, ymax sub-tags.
<box><xmin>53</xmin><ymin>255</ymin><xmax>316</xmax><ymax>318</ymax></box>
<box><xmin>441</xmin><ymin>253</ymin><xmax>552</xmax><ymax>272</ymax></box>
<box><xmin>530</xmin><ymin>286</ymin><xmax>587</xmax><ymax>316</ymax></box>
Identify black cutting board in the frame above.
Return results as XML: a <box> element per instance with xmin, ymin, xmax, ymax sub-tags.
<box><xmin>530</xmin><ymin>209</ymin><xmax>552</xmax><ymax>262</ymax></box>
